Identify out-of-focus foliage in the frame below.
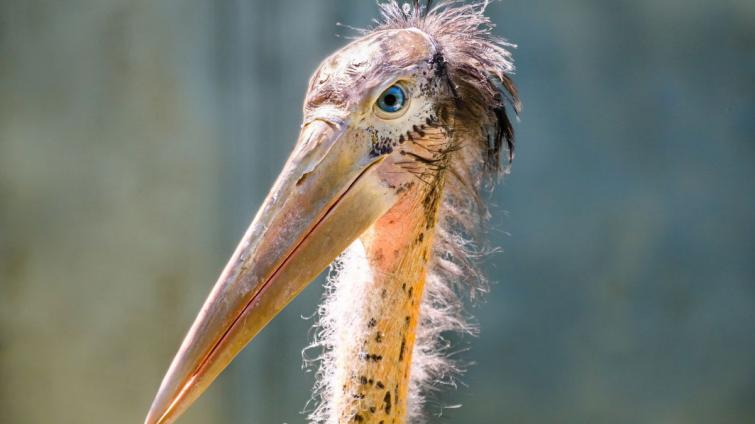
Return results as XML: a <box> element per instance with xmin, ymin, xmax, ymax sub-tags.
<box><xmin>0</xmin><ymin>1</ymin><xmax>752</xmax><ymax>423</ymax></box>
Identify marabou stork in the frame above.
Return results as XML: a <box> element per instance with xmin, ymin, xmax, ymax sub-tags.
<box><xmin>145</xmin><ymin>1</ymin><xmax>520</xmax><ymax>423</ymax></box>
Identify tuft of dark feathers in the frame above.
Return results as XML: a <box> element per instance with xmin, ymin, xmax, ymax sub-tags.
<box><xmin>375</xmin><ymin>0</ymin><xmax>520</xmax><ymax>179</ymax></box>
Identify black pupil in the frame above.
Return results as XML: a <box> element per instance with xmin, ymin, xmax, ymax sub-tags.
<box><xmin>383</xmin><ymin>94</ymin><xmax>397</xmax><ymax>107</ymax></box>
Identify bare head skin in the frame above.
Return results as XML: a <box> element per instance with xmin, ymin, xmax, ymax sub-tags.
<box><xmin>144</xmin><ymin>2</ymin><xmax>519</xmax><ymax>423</ymax></box>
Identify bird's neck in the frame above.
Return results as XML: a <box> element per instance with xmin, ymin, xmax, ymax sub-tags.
<box><xmin>324</xmin><ymin>183</ymin><xmax>443</xmax><ymax>424</ymax></box>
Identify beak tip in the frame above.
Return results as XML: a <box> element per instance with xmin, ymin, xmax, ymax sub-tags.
<box><xmin>143</xmin><ymin>407</ymin><xmax>161</xmax><ymax>424</ymax></box>
<box><xmin>144</xmin><ymin>409</ymin><xmax>168</xmax><ymax>424</ymax></box>
<box><xmin>144</xmin><ymin>394</ymin><xmax>172</xmax><ymax>424</ymax></box>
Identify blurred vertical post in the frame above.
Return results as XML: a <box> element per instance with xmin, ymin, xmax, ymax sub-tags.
<box><xmin>0</xmin><ymin>1</ymin><xmax>223</xmax><ymax>423</ymax></box>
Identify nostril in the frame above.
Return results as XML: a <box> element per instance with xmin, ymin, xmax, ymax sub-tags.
<box><xmin>296</xmin><ymin>172</ymin><xmax>312</xmax><ymax>186</ymax></box>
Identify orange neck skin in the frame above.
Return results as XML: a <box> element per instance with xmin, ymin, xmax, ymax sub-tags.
<box><xmin>329</xmin><ymin>179</ymin><xmax>443</xmax><ymax>424</ymax></box>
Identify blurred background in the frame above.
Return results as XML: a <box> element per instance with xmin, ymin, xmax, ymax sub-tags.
<box><xmin>1</xmin><ymin>1</ymin><xmax>753</xmax><ymax>423</ymax></box>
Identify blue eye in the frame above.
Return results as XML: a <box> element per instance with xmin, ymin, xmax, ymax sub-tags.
<box><xmin>376</xmin><ymin>85</ymin><xmax>406</xmax><ymax>114</ymax></box>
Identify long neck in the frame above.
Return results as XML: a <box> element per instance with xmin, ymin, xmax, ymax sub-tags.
<box><xmin>317</xmin><ymin>183</ymin><xmax>443</xmax><ymax>424</ymax></box>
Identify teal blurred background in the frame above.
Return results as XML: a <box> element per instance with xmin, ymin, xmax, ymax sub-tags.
<box><xmin>1</xmin><ymin>1</ymin><xmax>753</xmax><ymax>423</ymax></box>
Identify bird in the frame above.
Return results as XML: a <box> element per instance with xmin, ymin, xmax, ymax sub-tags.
<box><xmin>144</xmin><ymin>1</ymin><xmax>520</xmax><ymax>423</ymax></box>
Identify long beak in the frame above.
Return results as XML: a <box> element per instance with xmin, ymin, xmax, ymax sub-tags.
<box><xmin>144</xmin><ymin>119</ymin><xmax>396</xmax><ymax>424</ymax></box>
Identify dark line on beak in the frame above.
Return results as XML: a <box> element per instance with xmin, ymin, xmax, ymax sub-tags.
<box><xmin>180</xmin><ymin>156</ymin><xmax>386</xmax><ymax>402</ymax></box>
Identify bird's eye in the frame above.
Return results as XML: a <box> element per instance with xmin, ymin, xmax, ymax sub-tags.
<box><xmin>375</xmin><ymin>85</ymin><xmax>408</xmax><ymax>117</ymax></box>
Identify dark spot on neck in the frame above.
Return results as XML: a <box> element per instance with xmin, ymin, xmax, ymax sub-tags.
<box><xmin>383</xmin><ymin>391</ymin><xmax>392</xmax><ymax>414</ymax></box>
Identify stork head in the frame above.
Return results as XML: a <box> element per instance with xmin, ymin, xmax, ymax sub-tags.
<box><xmin>145</xmin><ymin>2</ymin><xmax>519</xmax><ymax>423</ymax></box>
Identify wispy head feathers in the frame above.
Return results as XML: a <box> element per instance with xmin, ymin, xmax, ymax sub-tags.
<box><xmin>375</xmin><ymin>0</ymin><xmax>521</xmax><ymax>177</ymax></box>
<box><xmin>306</xmin><ymin>2</ymin><xmax>519</xmax><ymax>422</ymax></box>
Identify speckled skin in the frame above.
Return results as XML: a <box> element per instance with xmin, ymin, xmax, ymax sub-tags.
<box><xmin>302</xmin><ymin>27</ymin><xmax>456</xmax><ymax>424</ymax></box>
<box><xmin>336</xmin><ymin>171</ymin><xmax>446</xmax><ymax>424</ymax></box>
